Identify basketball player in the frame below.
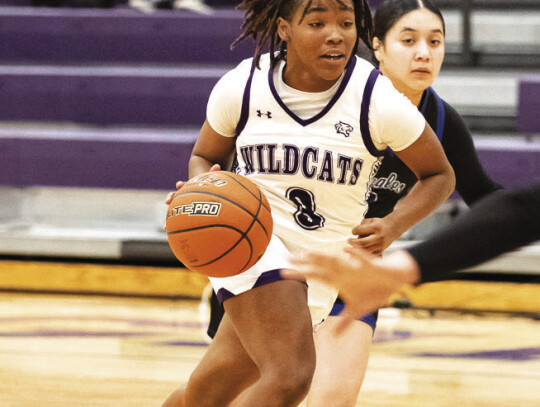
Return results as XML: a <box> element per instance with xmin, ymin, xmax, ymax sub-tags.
<box><xmin>285</xmin><ymin>182</ymin><xmax>540</xmax><ymax>329</ymax></box>
<box><xmin>304</xmin><ymin>1</ymin><xmax>503</xmax><ymax>405</ymax></box>
<box><xmin>162</xmin><ymin>0</ymin><xmax>455</xmax><ymax>406</ymax></box>
<box><xmin>198</xmin><ymin>0</ymin><xmax>501</xmax><ymax>405</ymax></box>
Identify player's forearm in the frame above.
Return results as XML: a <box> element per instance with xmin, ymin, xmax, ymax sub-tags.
<box><xmin>407</xmin><ymin>183</ymin><xmax>540</xmax><ymax>283</ymax></box>
<box><xmin>188</xmin><ymin>155</ymin><xmax>215</xmax><ymax>178</ymax></box>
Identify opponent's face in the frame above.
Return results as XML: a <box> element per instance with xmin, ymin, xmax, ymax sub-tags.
<box><xmin>374</xmin><ymin>9</ymin><xmax>445</xmax><ymax>102</ymax></box>
<box><xmin>278</xmin><ymin>0</ymin><xmax>357</xmax><ymax>92</ymax></box>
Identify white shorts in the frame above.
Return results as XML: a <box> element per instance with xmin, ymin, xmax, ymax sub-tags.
<box><xmin>209</xmin><ymin>234</ymin><xmax>338</xmax><ymax>325</ymax></box>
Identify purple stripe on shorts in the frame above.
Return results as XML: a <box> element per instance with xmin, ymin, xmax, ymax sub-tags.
<box><xmin>215</xmin><ymin>269</ymin><xmax>285</xmax><ymax>303</ymax></box>
<box><xmin>252</xmin><ymin>269</ymin><xmax>284</xmax><ymax>289</ymax></box>
<box><xmin>329</xmin><ymin>303</ymin><xmax>378</xmax><ymax>331</ymax></box>
<box><xmin>216</xmin><ymin>287</ymin><xmax>235</xmax><ymax>303</ymax></box>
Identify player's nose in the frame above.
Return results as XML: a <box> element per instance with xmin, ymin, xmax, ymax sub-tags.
<box><xmin>415</xmin><ymin>40</ymin><xmax>431</xmax><ymax>60</ymax></box>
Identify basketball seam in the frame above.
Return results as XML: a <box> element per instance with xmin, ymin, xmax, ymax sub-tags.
<box><xmin>168</xmin><ymin>223</ymin><xmax>254</xmax><ymax>269</ymax></box>
<box><xmin>221</xmin><ymin>172</ymin><xmax>272</xmax><ymax>215</ymax></box>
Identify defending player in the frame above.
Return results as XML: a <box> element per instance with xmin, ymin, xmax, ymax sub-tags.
<box><xmin>306</xmin><ymin>1</ymin><xmax>503</xmax><ymax>405</ymax></box>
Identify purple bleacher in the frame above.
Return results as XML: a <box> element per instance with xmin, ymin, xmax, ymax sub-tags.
<box><xmin>0</xmin><ymin>65</ymin><xmax>226</xmax><ymax>126</ymax></box>
<box><xmin>0</xmin><ymin>127</ymin><xmax>538</xmax><ymax>190</ymax></box>
<box><xmin>474</xmin><ymin>137</ymin><xmax>540</xmax><ymax>190</ymax></box>
<box><xmin>517</xmin><ymin>76</ymin><xmax>540</xmax><ymax>133</ymax></box>
<box><xmin>0</xmin><ymin>0</ymin><xmax>128</xmax><ymax>5</ymax></box>
<box><xmin>0</xmin><ymin>127</ymin><xmax>197</xmax><ymax>189</ymax></box>
<box><xmin>0</xmin><ymin>7</ymin><xmax>253</xmax><ymax>65</ymax></box>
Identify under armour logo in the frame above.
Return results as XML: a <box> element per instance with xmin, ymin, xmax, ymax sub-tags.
<box><xmin>257</xmin><ymin>110</ymin><xmax>272</xmax><ymax>118</ymax></box>
<box><xmin>335</xmin><ymin>121</ymin><xmax>353</xmax><ymax>137</ymax></box>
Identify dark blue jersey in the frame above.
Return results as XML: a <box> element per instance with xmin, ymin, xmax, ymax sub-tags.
<box><xmin>366</xmin><ymin>87</ymin><xmax>502</xmax><ymax>219</ymax></box>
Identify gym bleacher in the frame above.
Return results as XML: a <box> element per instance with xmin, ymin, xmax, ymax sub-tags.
<box><xmin>0</xmin><ymin>0</ymin><xmax>538</xmax><ymax>305</ymax></box>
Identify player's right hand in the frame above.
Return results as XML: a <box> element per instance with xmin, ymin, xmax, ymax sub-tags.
<box><xmin>164</xmin><ymin>164</ymin><xmax>221</xmax><ymax>205</ymax></box>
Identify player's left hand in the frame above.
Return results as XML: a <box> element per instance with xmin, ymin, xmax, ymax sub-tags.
<box><xmin>283</xmin><ymin>248</ymin><xmax>395</xmax><ymax>332</ymax></box>
<box><xmin>282</xmin><ymin>247</ymin><xmax>419</xmax><ymax>333</ymax></box>
<box><xmin>349</xmin><ymin>217</ymin><xmax>401</xmax><ymax>255</ymax></box>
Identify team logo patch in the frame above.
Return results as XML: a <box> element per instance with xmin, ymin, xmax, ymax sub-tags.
<box><xmin>168</xmin><ymin>202</ymin><xmax>222</xmax><ymax>218</ymax></box>
<box><xmin>335</xmin><ymin>121</ymin><xmax>353</xmax><ymax>137</ymax></box>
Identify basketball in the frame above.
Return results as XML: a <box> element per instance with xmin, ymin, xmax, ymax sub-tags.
<box><xmin>165</xmin><ymin>171</ymin><xmax>273</xmax><ymax>278</ymax></box>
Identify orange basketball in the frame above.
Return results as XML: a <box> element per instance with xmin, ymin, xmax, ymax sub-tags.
<box><xmin>165</xmin><ymin>171</ymin><xmax>273</xmax><ymax>278</ymax></box>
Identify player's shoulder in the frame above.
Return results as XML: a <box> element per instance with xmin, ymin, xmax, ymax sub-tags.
<box><xmin>353</xmin><ymin>55</ymin><xmax>377</xmax><ymax>71</ymax></box>
<box><xmin>223</xmin><ymin>56</ymin><xmax>256</xmax><ymax>80</ymax></box>
<box><xmin>436</xmin><ymin>96</ymin><xmax>468</xmax><ymax>130</ymax></box>
<box><xmin>424</xmin><ymin>88</ymin><xmax>458</xmax><ymax>117</ymax></box>
<box><xmin>212</xmin><ymin>56</ymin><xmax>258</xmax><ymax>99</ymax></box>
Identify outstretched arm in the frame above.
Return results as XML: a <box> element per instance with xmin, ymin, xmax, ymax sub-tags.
<box><xmin>284</xmin><ymin>182</ymin><xmax>540</xmax><ymax>331</ymax></box>
<box><xmin>409</xmin><ymin>182</ymin><xmax>539</xmax><ymax>282</ymax></box>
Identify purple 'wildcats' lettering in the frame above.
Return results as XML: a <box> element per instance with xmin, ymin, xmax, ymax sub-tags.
<box><xmin>348</xmin><ymin>159</ymin><xmax>364</xmax><ymax>185</ymax></box>
<box><xmin>240</xmin><ymin>146</ymin><xmax>255</xmax><ymax>174</ymax></box>
<box><xmin>283</xmin><ymin>144</ymin><xmax>300</xmax><ymax>175</ymax></box>
<box><xmin>337</xmin><ymin>154</ymin><xmax>352</xmax><ymax>184</ymax></box>
<box><xmin>237</xmin><ymin>143</ymin><xmax>365</xmax><ymax>185</ymax></box>
<box><xmin>302</xmin><ymin>147</ymin><xmax>319</xmax><ymax>179</ymax></box>
<box><xmin>267</xmin><ymin>144</ymin><xmax>281</xmax><ymax>174</ymax></box>
<box><xmin>317</xmin><ymin>150</ymin><xmax>334</xmax><ymax>183</ymax></box>
<box><xmin>255</xmin><ymin>144</ymin><xmax>267</xmax><ymax>173</ymax></box>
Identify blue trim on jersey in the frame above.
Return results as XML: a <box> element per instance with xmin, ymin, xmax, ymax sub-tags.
<box><xmin>420</xmin><ymin>87</ymin><xmax>445</xmax><ymax>142</ymax></box>
<box><xmin>434</xmin><ymin>90</ymin><xmax>445</xmax><ymax>141</ymax></box>
<box><xmin>360</xmin><ymin>68</ymin><xmax>386</xmax><ymax>157</ymax></box>
<box><xmin>268</xmin><ymin>56</ymin><xmax>357</xmax><ymax>127</ymax></box>
<box><xmin>329</xmin><ymin>303</ymin><xmax>378</xmax><ymax>331</ymax></box>
<box><xmin>418</xmin><ymin>87</ymin><xmax>430</xmax><ymax>116</ymax></box>
<box><xmin>235</xmin><ymin>60</ymin><xmax>257</xmax><ymax>137</ymax></box>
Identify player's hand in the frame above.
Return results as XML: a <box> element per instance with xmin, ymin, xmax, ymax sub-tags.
<box><xmin>349</xmin><ymin>217</ymin><xmax>401</xmax><ymax>255</ymax></box>
<box><xmin>282</xmin><ymin>248</ymin><xmax>419</xmax><ymax>333</ymax></box>
<box><xmin>164</xmin><ymin>164</ymin><xmax>221</xmax><ymax>205</ymax></box>
<box><xmin>283</xmin><ymin>248</ymin><xmax>391</xmax><ymax>333</ymax></box>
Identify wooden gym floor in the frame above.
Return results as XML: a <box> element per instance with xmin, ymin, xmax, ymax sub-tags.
<box><xmin>0</xmin><ymin>260</ymin><xmax>539</xmax><ymax>406</ymax></box>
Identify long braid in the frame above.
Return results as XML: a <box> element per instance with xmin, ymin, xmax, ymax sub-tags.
<box><xmin>232</xmin><ymin>0</ymin><xmax>374</xmax><ymax>68</ymax></box>
<box><xmin>354</xmin><ymin>0</ymin><xmax>374</xmax><ymax>53</ymax></box>
<box><xmin>232</xmin><ymin>0</ymin><xmax>292</xmax><ymax>68</ymax></box>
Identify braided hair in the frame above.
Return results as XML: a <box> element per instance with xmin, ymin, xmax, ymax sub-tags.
<box><xmin>232</xmin><ymin>0</ymin><xmax>374</xmax><ymax>68</ymax></box>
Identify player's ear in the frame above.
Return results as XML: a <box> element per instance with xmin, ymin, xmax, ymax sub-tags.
<box><xmin>277</xmin><ymin>17</ymin><xmax>290</xmax><ymax>42</ymax></box>
<box><xmin>372</xmin><ymin>37</ymin><xmax>383</xmax><ymax>62</ymax></box>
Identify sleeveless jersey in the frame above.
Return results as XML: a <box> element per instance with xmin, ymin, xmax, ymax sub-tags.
<box><xmin>233</xmin><ymin>54</ymin><xmax>394</xmax><ymax>255</ymax></box>
<box><xmin>206</xmin><ymin>53</ymin><xmax>424</xmax><ymax>322</ymax></box>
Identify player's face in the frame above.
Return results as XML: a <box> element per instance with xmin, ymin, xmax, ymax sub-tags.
<box><xmin>374</xmin><ymin>9</ymin><xmax>445</xmax><ymax>102</ymax></box>
<box><xmin>278</xmin><ymin>0</ymin><xmax>357</xmax><ymax>92</ymax></box>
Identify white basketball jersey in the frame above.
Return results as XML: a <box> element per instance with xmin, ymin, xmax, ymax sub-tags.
<box><xmin>234</xmin><ymin>54</ymin><xmax>385</xmax><ymax>255</ymax></box>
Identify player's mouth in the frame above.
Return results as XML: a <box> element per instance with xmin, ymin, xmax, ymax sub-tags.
<box><xmin>321</xmin><ymin>53</ymin><xmax>346</xmax><ymax>61</ymax></box>
<box><xmin>412</xmin><ymin>68</ymin><xmax>431</xmax><ymax>74</ymax></box>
